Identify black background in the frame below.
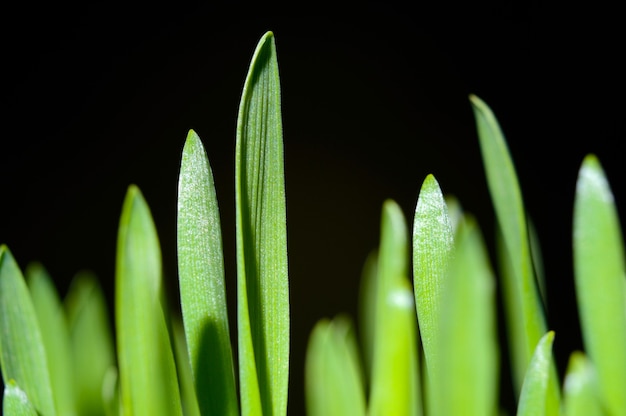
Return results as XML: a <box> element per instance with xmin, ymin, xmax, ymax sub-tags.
<box><xmin>2</xmin><ymin>4</ymin><xmax>624</xmax><ymax>414</ymax></box>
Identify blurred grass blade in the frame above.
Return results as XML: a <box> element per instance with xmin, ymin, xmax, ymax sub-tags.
<box><xmin>413</xmin><ymin>174</ymin><xmax>453</xmax><ymax>387</ymax></box>
<box><xmin>236</xmin><ymin>31</ymin><xmax>289</xmax><ymax>416</ymax></box>
<box><xmin>433</xmin><ymin>216</ymin><xmax>498</xmax><ymax>416</ymax></box>
<box><xmin>0</xmin><ymin>245</ymin><xmax>56</xmax><ymax>416</ymax></box>
<box><xmin>3</xmin><ymin>380</ymin><xmax>38</xmax><ymax>416</ymax></box>
<box><xmin>357</xmin><ymin>251</ymin><xmax>378</xmax><ymax>383</ymax></box>
<box><xmin>171</xmin><ymin>317</ymin><xmax>201</xmax><ymax>416</ymax></box>
<box><xmin>115</xmin><ymin>185</ymin><xmax>182</xmax><ymax>416</ymax></box>
<box><xmin>573</xmin><ymin>154</ymin><xmax>626</xmax><ymax>415</ymax></box>
<box><xmin>528</xmin><ymin>219</ymin><xmax>547</xmax><ymax>309</ymax></box>
<box><xmin>305</xmin><ymin>316</ymin><xmax>367</xmax><ymax>416</ymax></box>
<box><xmin>470</xmin><ymin>94</ymin><xmax>559</xmax><ymax>412</ymax></box>
<box><xmin>369</xmin><ymin>200</ymin><xmax>421</xmax><ymax>416</ymax></box>
<box><xmin>102</xmin><ymin>366</ymin><xmax>120</xmax><ymax>416</ymax></box>
<box><xmin>516</xmin><ymin>331</ymin><xmax>555</xmax><ymax>416</ymax></box>
<box><xmin>177</xmin><ymin>129</ymin><xmax>238</xmax><ymax>415</ymax></box>
<box><xmin>64</xmin><ymin>271</ymin><xmax>116</xmax><ymax>416</ymax></box>
<box><xmin>562</xmin><ymin>352</ymin><xmax>602</xmax><ymax>416</ymax></box>
<box><xmin>26</xmin><ymin>262</ymin><xmax>76</xmax><ymax>416</ymax></box>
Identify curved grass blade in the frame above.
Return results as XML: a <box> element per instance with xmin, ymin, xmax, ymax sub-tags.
<box><xmin>236</xmin><ymin>31</ymin><xmax>289</xmax><ymax>416</ymax></box>
<box><xmin>64</xmin><ymin>271</ymin><xmax>115</xmax><ymax>416</ymax></box>
<box><xmin>3</xmin><ymin>380</ymin><xmax>38</xmax><ymax>416</ymax></box>
<box><xmin>369</xmin><ymin>200</ymin><xmax>421</xmax><ymax>416</ymax></box>
<box><xmin>115</xmin><ymin>185</ymin><xmax>182</xmax><ymax>416</ymax></box>
<box><xmin>516</xmin><ymin>331</ymin><xmax>555</xmax><ymax>416</ymax></box>
<box><xmin>26</xmin><ymin>262</ymin><xmax>76</xmax><ymax>416</ymax></box>
<box><xmin>0</xmin><ymin>246</ymin><xmax>56</xmax><ymax>416</ymax></box>
<box><xmin>305</xmin><ymin>316</ymin><xmax>367</xmax><ymax>416</ymax></box>
<box><xmin>177</xmin><ymin>129</ymin><xmax>238</xmax><ymax>415</ymax></box>
<box><xmin>432</xmin><ymin>216</ymin><xmax>498</xmax><ymax>416</ymax></box>
<box><xmin>572</xmin><ymin>154</ymin><xmax>626</xmax><ymax>415</ymax></box>
<box><xmin>562</xmin><ymin>352</ymin><xmax>602</xmax><ymax>416</ymax></box>
<box><xmin>470</xmin><ymin>94</ymin><xmax>559</xmax><ymax>412</ymax></box>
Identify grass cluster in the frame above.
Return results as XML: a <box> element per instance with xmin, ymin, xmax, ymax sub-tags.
<box><xmin>1</xmin><ymin>31</ymin><xmax>625</xmax><ymax>416</ymax></box>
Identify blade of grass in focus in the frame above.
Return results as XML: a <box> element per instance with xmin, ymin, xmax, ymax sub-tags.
<box><xmin>305</xmin><ymin>316</ymin><xmax>367</xmax><ymax>416</ymax></box>
<box><xmin>573</xmin><ymin>154</ymin><xmax>626</xmax><ymax>415</ymax></box>
<box><xmin>3</xmin><ymin>380</ymin><xmax>38</xmax><ymax>415</ymax></box>
<box><xmin>369</xmin><ymin>200</ymin><xmax>421</xmax><ymax>416</ymax></box>
<box><xmin>26</xmin><ymin>262</ymin><xmax>76</xmax><ymax>416</ymax></box>
<box><xmin>516</xmin><ymin>331</ymin><xmax>555</xmax><ymax>416</ymax></box>
<box><xmin>0</xmin><ymin>245</ymin><xmax>56</xmax><ymax>416</ymax></box>
<box><xmin>236</xmin><ymin>31</ymin><xmax>289</xmax><ymax>416</ymax></box>
<box><xmin>115</xmin><ymin>185</ymin><xmax>182</xmax><ymax>416</ymax></box>
<box><xmin>177</xmin><ymin>129</ymin><xmax>238</xmax><ymax>415</ymax></box>
<box><xmin>561</xmin><ymin>352</ymin><xmax>602</xmax><ymax>416</ymax></box>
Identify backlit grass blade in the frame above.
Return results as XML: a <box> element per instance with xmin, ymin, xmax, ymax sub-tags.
<box><xmin>3</xmin><ymin>380</ymin><xmax>38</xmax><ymax>415</ymax></box>
<box><xmin>412</xmin><ymin>174</ymin><xmax>454</xmax><ymax>379</ymax></box>
<box><xmin>305</xmin><ymin>316</ymin><xmax>367</xmax><ymax>416</ymax></box>
<box><xmin>115</xmin><ymin>185</ymin><xmax>182</xmax><ymax>416</ymax></box>
<box><xmin>562</xmin><ymin>352</ymin><xmax>602</xmax><ymax>416</ymax></box>
<box><xmin>357</xmin><ymin>251</ymin><xmax>378</xmax><ymax>383</ymax></box>
<box><xmin>470</xmin><ymin>94</ymin><xmax>559</xmax><ymax>412</ymax></box>
<box><xmin>369</xmin><ymin>200</ymin><xmax>421</xmax><ymax>416</ymax></box>
<box><xmin>26</xmin><ymin>262</ymin><xmax>76</xmax><ymax>416</ymax></box>
<box><xmin>236</xmin><ymin>31</ymin><xmax>289</xmax><ymax>416</ymax></box>
<box><xmin>64</xmin><ymin>271</ymin><xmax>115</xmax><ymax>416</ymax></box>
<box><xmin>572</xmin><ymin>154</ymin><xmax>626</xmax><ymax>415</ymax></box>
<box><xmin>177</xmin><ymin>129</ymin><xmax>238</xmax><ymax>415</ymax></box>
<box><xmin>171</xmin><ymin>317</ymin><xmax>201</xmax><ymax>416</ymax></box>
<box><xmin>432</xmin><ymin>216</ymin><xmax>498</xmax><ymax>416</ymax></box>
<box><xmin>0</xmin><ymin>245</ymin><xmax>56</xmax><ymax>416</ymax></box>
<box><xmin>516</xmin><ymin>331</ymin><xmax>555</xmax><ymax>416</ymax></box>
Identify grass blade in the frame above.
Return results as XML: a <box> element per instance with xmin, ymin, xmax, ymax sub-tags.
<box><xmin>357</xmin><ymin>251</ymin><xmax>378</xmax><ymax>383</ymax></box>
<box><xmin>171</xmin><ymin>317</ymin><xmax>201</xmax><ymax>416</ymax></box>
<box><xmin>236</xmin><ymin>31</ymin><xmax>289</xmax><ymax>416</ymax></box>
<box><xmin>177</xmin><ymin>129</ymin><xmax>238</xmax><ymax>415</ymax></box>
<box><xmin>369</xmin><ymin>200</ymin><xmax>421</xmax><ymax>416</ymax></box>
<box><xmin>0</xmin><ymin>246</ymin><xmax>56</xmax><ymax>416</ymax></box>
<box><xmin>115</xmin><ymin>185</ymin><xmax>182</xmax><ymax>416</ymax></box>
<box><xmin>26</xmin><ymin>262</ymin><xmax>76</xmax><ymax>416</ymax></box>
<box><xmin>572</xmin><ymin>154</ymin><xmax>626</xmax><ymax>415</ymax></box>
<box><xmin>3</xmin><ymin>380</ymin><xmax>38</xmax><ymax>416</ymax></box>
<box><xmin>562</xmin><ymin>352</ymin><xmax>602</xmax><ymax>416</ymax></box>
<box><xmin>305</xmin><ymin>316</ymin><xmax>367</xmax><ymax>416</ymax></box>
<box><xmin>516</xmin><ymin>331</ymin><xmax>555</xmax><ymax>416</ymax></box>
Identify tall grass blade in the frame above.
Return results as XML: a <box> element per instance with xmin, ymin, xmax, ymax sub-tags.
<box><xmin>177</xmin><ymin>129</ymin><xmax>238</xmax><ymax>415</ymax></box>
<box><xmin>0</xmin><ymin>245</ymin><xmax>56</xmax><ymax>416</ymax></box>
<box><xmin>236</xmin><ymin>31</ymin><xmax>289</xmax><ymax>416</ymax></box>
<box><xmin>562</xmin><ymin>352</ymin><xmax>602</xmax><ymax>416</ymax></box>
<box><xmin>572</xmin><ymin>154</ymin><xmax>626</xmax><ymax>415</ymax></box>
<box><xmin>171</xmin><ymin>317</ymin><xmax>201</xmax><ymax>416</ymax></box>
<box><xmin>369</xmin><ymin>200</ymin><xmax>421</xmax><ymax>416</ymax></box>
<box><xmin>3</xmin><ymin>380</ymin><xmax>38</xmax><ymax>416</ymax></box>
<box><xmin>115</xmin><ymin>185</ymin><xmax>182</xmax><ymax>416</ymax></box>
<box><xmin>516</xmin><ymin>331</ymin><xmax>555</xmax><ymax>416</ymax></box>
<box><xmin>357</xmin><ymin>251</ymin><xmax>378</xmax><ymax>383</ymax></box>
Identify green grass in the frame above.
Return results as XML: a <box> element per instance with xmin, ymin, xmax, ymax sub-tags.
<box><xmin>2</xmin><ymin>30</ymin><xmax>625</xmax><ymax>416</ymax></box>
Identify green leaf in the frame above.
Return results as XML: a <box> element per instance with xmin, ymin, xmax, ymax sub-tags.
<box><xmin>573</xmin><ymin>154</ymin><xmax>626</xmax><ymax>415</ymax></box>
<box><xmin>64</xmin><ymin>271</ymin><xmax>115</xmax><ymax>416</ymax></box>
<box><xmin>3</xmin><ymin>380</ymin><xmax>38</xmax><ymax>416</ymax></box>
<box><xmin>115</xmin><ymin>185</ymin><xmax>182</xmax><ymax>416</ymax></box>
<box><xmin>369</xmin><ymin>200</ymin><xmax>421</xmax><ymax>416</ymax></box>
<box><xmin>101</xmin><ymin>367</ymin><xmax>120</xmax><ymax>416</ymax></box>
<box><xmin>177</xmin><ymin>129</ymin><xmax>238</xmax><ymax>415</ymax></box>
<box><xmin>26</xmin><ymin>262</ymin><xmax>76</xmax><ymax>416</ymax></box>
<box><xmin>236</xmin><ymin>31</ymin><xmax>289</xmax><ymax>416</ymax></box>
<box><xmin>432</xmin><ymin>216</ymin><xmax>498</xmax><ymax>416</ymax></box>
<box><xmin>516</xmin><ymin>331</ymin><xmax>555</xmax><ymax>416</ymax></box>
<box><xmin>561</xmin><ymin>352</ymin><xmax>602</xmax><ymax>416</ymax></box>
<box><xmin>470</xmin><ymin>94</ymin><xmax>559</xmax><ymax>413</ymax></box>
<box><xmin>171</xmin><ymin>317</ymin><xmax>201</xmax><ymax>416</ymax></box>
<box><xmin>357</xmin><ymin>250</ymin><xmax>378</xmax><ymax>383</ymax></box>
<box><xmin>0</xmin><ymin>245</ymin><xmax>56</xmax><ymax>416</ymax></box>
<box><xmin>305</xmin><ymin>316</ymin><xmax>367</xmax><ymax>416</ymax></box>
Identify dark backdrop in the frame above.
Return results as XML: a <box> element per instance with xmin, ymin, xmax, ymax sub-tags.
<box><xmin>2</xmin><ymin>4</ymin><xmax>624</xmax><ymax>414</ymax></box>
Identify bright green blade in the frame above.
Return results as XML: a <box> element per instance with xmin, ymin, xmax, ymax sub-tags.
<box><xmin>3</xmin><ymin>380</ymin><xmax>38</xmax><ymax>416</ymax></box>
<box><xmin>470</xmin><ymin>94</ymin><xmax>559</xmax><ymax>413</ymax></box>
<box><xmin>357</xmin><ymin>250</ymin><xmax>378</xmax><ymax>383</ymax></box>
<box><xmin>171</xmin><ymin>317</ymin><xmax>201</xmax><ymax>416</ymax></box>
<box><xmin>516</xmin><ymin>331</ymin><xmax>555</xmax><ymax>416</ymax></box>
<box><xmin>177</xmin><ymin>129</ymin><xmax>238</xmax><ymax>415</ymax></box>
<box><xmin>572</xmin><ymin>154</ymin><xmax>626</xmax><ymax>415</ymax></box>
<box><xmin>64</xmin><ymin>271</ymin><xmax>115</xmax><ymax>416</ymax></box>
<box><xmin>236</xmin><ymin>31</ymin><xmax>289</xmax><ymax>416</ymax></box>
<box><xmin>115</xmin><ymin>185</ymin><xmax>182</xmax><ymax>416</ymax></box>
<box><xmin>26</xmin><ymin>262</ymin><xmax>76</xmax><ymax>416</ymax></box>
<box><xmin>369</xmin><ymin>200</ymin><xmax>421</xmax><ymax>416</ymax></box>
<box><xmin>432</xmin><ymin>216</ymin><xmax>498</xmax><ymax>416</ymax></box>
<box><xmin>412</xmin><ymin>174</ymin><xmax>454</xmax><ymax>383</ymax></box>
<box><xmin>561</xmin><ymin>352</ymin><xmax>602</xmax><ymax>416</ymax></box>
<box><xmin>305</xmin><ymin>316</ymin><xmax>367</xmax><ymax>416</ymax></box>
<box><xmin>0</xmin><ymin>246</ymin><xmax>56</xmax><ymax>416</ymax></box>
